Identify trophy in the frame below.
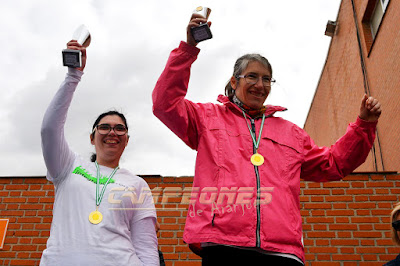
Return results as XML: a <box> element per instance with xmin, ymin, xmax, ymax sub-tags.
<box><xmin>62</xmin><ymin>25</ymin><xmax>91</xmax><ymax>68</ymax></box>
<box><xmin>190</xmin><ymin>6</ymin><xmax>212</xmax><ymax>43</ymax></box>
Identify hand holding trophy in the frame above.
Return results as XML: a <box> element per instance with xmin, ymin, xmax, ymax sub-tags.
<box><xmin>187</xmin><ymin>6</ymin><xmax>212</xmax><ymax>46</ymax></box>
<box><xmin>62</xmin><ymin>25</ymin><xmax>91</xmax><ymax>69</ymax></box>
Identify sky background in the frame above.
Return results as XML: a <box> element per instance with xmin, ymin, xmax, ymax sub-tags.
<box><xmin>1</xmin><ymin>0</ymin><xmax>341</xmax><ymax>177</ymax></box>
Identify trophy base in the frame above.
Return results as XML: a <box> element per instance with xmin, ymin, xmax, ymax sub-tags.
<box><xmin>62</xmin><ymin>49</ymin><xmax>82</xmax><ymax>68</ymax></box>
<box><xmin>191</xmin><ymin>24</ymin><xmax>213</xmax><ymax>43</ymax></box>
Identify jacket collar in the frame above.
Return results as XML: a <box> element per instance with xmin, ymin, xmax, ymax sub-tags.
<box><xmin>217</xmin><ymin>94</ymin><xmax>287</xmax><ymax>117</ymax></box>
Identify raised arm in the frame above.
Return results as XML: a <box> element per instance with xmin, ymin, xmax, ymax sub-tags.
<box><xmin>40</xmin><ymin>40</ymin><xmax>86</xmax><ymax>180</ymax></box>
<box><xmin>301</xmin><ymin>95</ymin><xmax>381</xmax><ymax>181</ymax></box>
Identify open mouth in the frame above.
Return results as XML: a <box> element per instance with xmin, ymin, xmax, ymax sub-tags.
<box><xmin>104</xmin><ymin>139</ymin><xmax>119</xmax><ymax>144</ymax></box>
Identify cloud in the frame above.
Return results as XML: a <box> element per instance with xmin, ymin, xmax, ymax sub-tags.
<box><xmin>0</xmin><ymin>0</ymin><xmax>341</xmax><ymax>176</ymax></box>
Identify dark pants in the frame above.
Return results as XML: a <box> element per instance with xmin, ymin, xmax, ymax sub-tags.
<box><xmin>201</xmin><ymin>246</ymin><xmax>303</xmax><ymax>266</ymax></box>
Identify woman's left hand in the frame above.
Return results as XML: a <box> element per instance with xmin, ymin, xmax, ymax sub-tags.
<box><xmin>359</xmin><ymin>94</ymin><xmax>382</xmax><ymax>122</ymax></box>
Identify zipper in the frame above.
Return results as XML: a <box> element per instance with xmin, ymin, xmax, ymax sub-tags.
<box><xmin>250</xmin><ymin>118</ymin><xmax>261</xmax><ymax>248</ymax></box>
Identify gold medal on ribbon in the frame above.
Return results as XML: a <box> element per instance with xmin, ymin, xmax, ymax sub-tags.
<box><xmin>251</xmin><ymin>153</ymin><xmax>264</xmax><ymax>166</ymax></box>
<box><xmin>89</xmin><ymin>210</ymin><xmax>103</xmax><ymax>224</ymax></box>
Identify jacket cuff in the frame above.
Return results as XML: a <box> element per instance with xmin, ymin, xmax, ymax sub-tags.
<box><xmin>179</xmin><ymin>41</ymin><xmax>201</xmax><ymax>56</ymax></box>
<box><xmin>67</xmin><ymin>67</ymin><xmax>84</xmax><ymax>77</ymax></box>
<box><xmin>356</xmin><ymin>116</ymin><xmax>378</xmax><ymax>128</ymax></box>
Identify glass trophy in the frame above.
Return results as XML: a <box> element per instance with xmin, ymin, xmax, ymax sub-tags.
<box><xmin>62</xmin><ymin>25</ymin><xmax>91</xmax><ymax>68</ymax></box>
<box><xmin>190</xmin><ymin>6</ymin><xmax>212</xmax><ymax>43</ymax></box>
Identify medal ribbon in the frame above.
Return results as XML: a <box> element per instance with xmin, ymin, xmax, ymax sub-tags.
<box><xmin>242</xmin><ymin>111</ymin><xmax>266</xmax><ymax>153</ymax></box>
<box><xmin>95</xmin><ymin>161</ymin><xmax>119</xmax><ymax>209</ymax></box>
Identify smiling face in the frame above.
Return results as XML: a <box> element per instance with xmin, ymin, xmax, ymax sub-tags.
<box><xmin>230</xmin><ymin>61</ymin><xmax>271</xmax><ymax>110</ymax></box>
<box><xmin>90</xmin><ymin>115</ymin><xmax>129</xmax><ymax>168</ymax></box>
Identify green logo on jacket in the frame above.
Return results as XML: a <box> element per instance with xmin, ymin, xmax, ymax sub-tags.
<box><xmin>72</xmin><ymin>166</ymin><xmax>115</xmax><ymax>184</ymax></box>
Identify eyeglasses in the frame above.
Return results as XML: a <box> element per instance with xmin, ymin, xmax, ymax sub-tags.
<box><xmin>393</xmin><ymin>220</ymin><xmax>400</xmax><ymax>231</ymax></box>
<box><xmin>236</xmin><ymin>74</ymin><xmax>276</xmax><ymax>87</ymax></box>
<box><xmin>95</xmin><ymin>124</ymin><xmax>128</xmax><ymax>136</ymax></box>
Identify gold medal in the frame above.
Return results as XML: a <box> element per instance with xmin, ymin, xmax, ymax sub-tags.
<box><xmin>89</xmin><ymin>210</ymin><xmax>103</xmax><ymax>224</ymax></box>
<box><xmin>251</xmin><ymin>153</ymin><xmax>264</xmax><ymax>166</ymax></box>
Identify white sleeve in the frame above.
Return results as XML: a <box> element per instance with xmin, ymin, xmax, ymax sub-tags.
<box><xmin>41</xmin><ymin>68</ymin><xmax>83</xmax><ymax>181</ymax></box>
<box><xmin>130</xmin><ymin>216</ymin><xmax>160</xmax><ymax>266</ymax></box>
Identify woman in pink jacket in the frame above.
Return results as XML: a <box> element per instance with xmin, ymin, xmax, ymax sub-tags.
<box><xmin>152</xmin><ymin>14</ymin><xmax>382</xmax><ymax>265</ymax></box>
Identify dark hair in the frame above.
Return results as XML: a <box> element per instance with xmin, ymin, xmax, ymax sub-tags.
<box><xmin>90</xmin><ymin>111</ymin><xmax>129</xmax><ymax>162</ymax></box>
<box><xmin>224</xmin><ymin>54</ymin><xmax>273</xmax><ymax>101</ymax></box>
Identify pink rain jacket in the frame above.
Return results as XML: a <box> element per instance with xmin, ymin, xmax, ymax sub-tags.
<box><xmin>152</xmin><ymin>42</ymin><xmax>377</xmax><ymax>262</ymax></box>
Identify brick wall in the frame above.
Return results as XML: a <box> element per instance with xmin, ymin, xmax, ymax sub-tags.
<box><xmin>304</xmin><ymin>0</ymin><xmax>400</xmax><ymax>172</ymax></box>
<box><xmin>1</xmin><ymin>174</ymin><xmax>400</xmax><ymax>265</ymax></box>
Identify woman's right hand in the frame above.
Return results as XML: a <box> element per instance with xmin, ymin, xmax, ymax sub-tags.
<box><xmin>186</xmin><ymin>13</ymin><xmax>212</xmax><ymax>47</ymax></box>
<box><xmin>66</xmin><ymin>40</ymin><xmax>87</xmax><ymax>71</ymax></box>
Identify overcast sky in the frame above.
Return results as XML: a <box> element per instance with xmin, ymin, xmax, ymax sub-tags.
<box><xmin>1</xmin><ymin>0</ymin><xmax>341</xmax><ymax>177</ymax></box>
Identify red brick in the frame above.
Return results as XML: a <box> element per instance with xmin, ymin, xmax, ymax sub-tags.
<box><xmin>311</xmin><ymin>263</ymin><xmax>340</xmax><ymax>266</ymax></box>
<box><xmin>21</xmin><ymin>224</ymin><xmax>34</xmax><ymax>230</ymax></box>
<box><xmin>9</xmin><ymin>259</ymin><xmax>37</xmax><ymax>265</ymax></box>
<box><xmin>2</xmin><ymin>198</ymin><xmax>26</xmax><ymax>203</ymax></box>
<box><xmin>351</xmin><ymin>182</ymin><xmax>365</xmax><ymax>188</ymax></box>
<box><xmin>17</xmin><ymin>217</ymin><xmax>41</xmax><ymax>223</ymax></box>
<box><xmin>304</xmin><ymin>189</ymin><xmax>330</xmax><ymax>195</ymax></box>
<box><xmin>0</xmin><ymin>210</ymin><xmax>24</xmax><ymax>216</ymax></box>
<box><xmin>19</xmin><ymin>204</ymin><xmax>44</xmax><ymax>210</ymax></box>
<box><xmin>29</xmin><ymin>185</ymin><xmax>42</xmax><ymax>190</ymax></box>
<box><xmin>356</xmin><ymin>247</ymin><xmax>386</xmax><ymax>253</ymax></box>
<box><xmin>331</xmin><ymin>189</ymin><xmax>345</xmax><ymax>195</ymax></box>
<box><xmin>42</xmin><ymin>185</ymin><xmax>54</xmax><ymax>190</ymax></box>
<box><xmin>354</xmin><ymin>196</ymin><xmax>369</xmax><ymax>202</ymax></box>
<box><xmin>174</xmin><ymin>262</ymin><xmax>201</xmax><ymax>266</ymax></box>
<box><xmin>326</xmin><ymin>210</ymin><xmax>354</xmax><ymax>216</ymax></box>
<box><xmin>306</xmin><ymin>217</ymin><xmax>334</xmax><ymax>223</ymax></box>
<box><xmin>12</xmin><ymin>245</ymin><xmax>37</xmax><ymax>251</ymax></box>
<box><xmin>307</xmin><ymin>231</ymin><xmax>336</xmax><ymax>238</ymax></box>
<box><xmin>16</xmin><ymin>252</ymin><xmax>30</xmax><ymax>258</ymax></box>
<box><xmin>0</xmin><ymin>252</ymin><xmax>16</xmax><ymax>258</ymax></box>
<box><xmin>356</xmin><ymin>209</ymin><xmax>371</xmax><ymax>216</ymax></box>
<box><xmin>351</xmin><ymin>217</ymin><xmax>380</xmax><ymax>223</ymax></box>
<box><xmin>6</xmin><ymin>185</ymin><xmax>29</xmax><ymax>190</ymax></box>
<box><xmin>329</xmin><ymin>224</ymin><xmax>357</xmax><ymax>230</ymax></box>
<box><xmin>325</xmin><ymin>196</ymin><xmax>353</xmax><ymax>202</ymax></box>
<box><xmin>353</xmin><ymin>231</ymin><xmax>382</xmax><ymax>238</ymax></box>
<box><xmin>362</xmin><ymin>254</ymin><xmax>378</xmax><ymax>261</ymax></box>
<box><xmin>311</xmin><ymin>210</ymin><xmax>325</xmax><ymax>216</ymax></box>
<box><xmin>323</xmin><ymin>182</ymin><xmax>350</xmax><ymax>188</ymax></box>
<box><xmin>21</xmin><ymin>191</ymin><xmax>46</xmax><ymax>197</ymax></box>
<box><xmin>336</xmin><ymin>217</ymin><xmax>349</xmax><ymax>223</ymax></box>
<box><xmin>303</xmin><ymin>203</ymin><xmax>332</xmax><ymax>209</ymax></box>
<box><xmin>348</xmin><ymin>203</ymin><xmax>376</xmax><ymax>209</ymax></box>
<box><xmin>369</xmin><ymin>195</ymin><xmax>398</xmax><ymax>201</ymax></box>
<box><xmin>337</xmin><ymin>231</ymin><xmax>352</xmax><ymax>238</ymax></box>
<box><xmin>332</xmin><ymin>254</ymin><xmax>362</xmax><ymax>261</ymax></box>
<box><xmin>366</xmin><ymin>182</ymin><xmax>394</xmax><ymax>188</ymax></box>
<box><xmin>308</xmin><ymin>247</ymin><xmax>338</xmax><ymax>253</ymax></box>
<box><xmin>345</xmin><ymin>189</ymin><xmax>373</xmax><ymax>195</ymax></box>
<box><xmin>14</xmin><ymin>231</ymin><xmax>40</xmax><ymax>237</ymax></box>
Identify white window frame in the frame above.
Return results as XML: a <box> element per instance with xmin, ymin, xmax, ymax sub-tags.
<box><xmin>370</xmin><ymin>0</ymin><xmax>390</xmax><ymax>38</ymax></box>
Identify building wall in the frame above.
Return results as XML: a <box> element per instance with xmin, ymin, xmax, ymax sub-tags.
<box><xmin>304</xmin><ymin>0</ymin><xmax>400</xmax><ymax>172</ymax></box>
<box><xmin>1</xmin><ymin>174</ymin><xmax>400</xmax><ymax>265</ymax></box>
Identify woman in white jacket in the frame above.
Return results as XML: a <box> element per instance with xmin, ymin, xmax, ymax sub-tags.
<box><xmin>40</xmin><ymin>40</ymin><xmax>159</xmax><ymax>266</ymax></box>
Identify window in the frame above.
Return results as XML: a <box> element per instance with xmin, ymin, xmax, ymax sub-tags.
<box><xmin>370</xmin><ymin>0</ymin><xmax>390</xmax><ymax>38</ymax></box>
<box><xmin>361</xmin><ymin>0</ymin><xmax>390</xmax><ymax>53</ymax></box>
